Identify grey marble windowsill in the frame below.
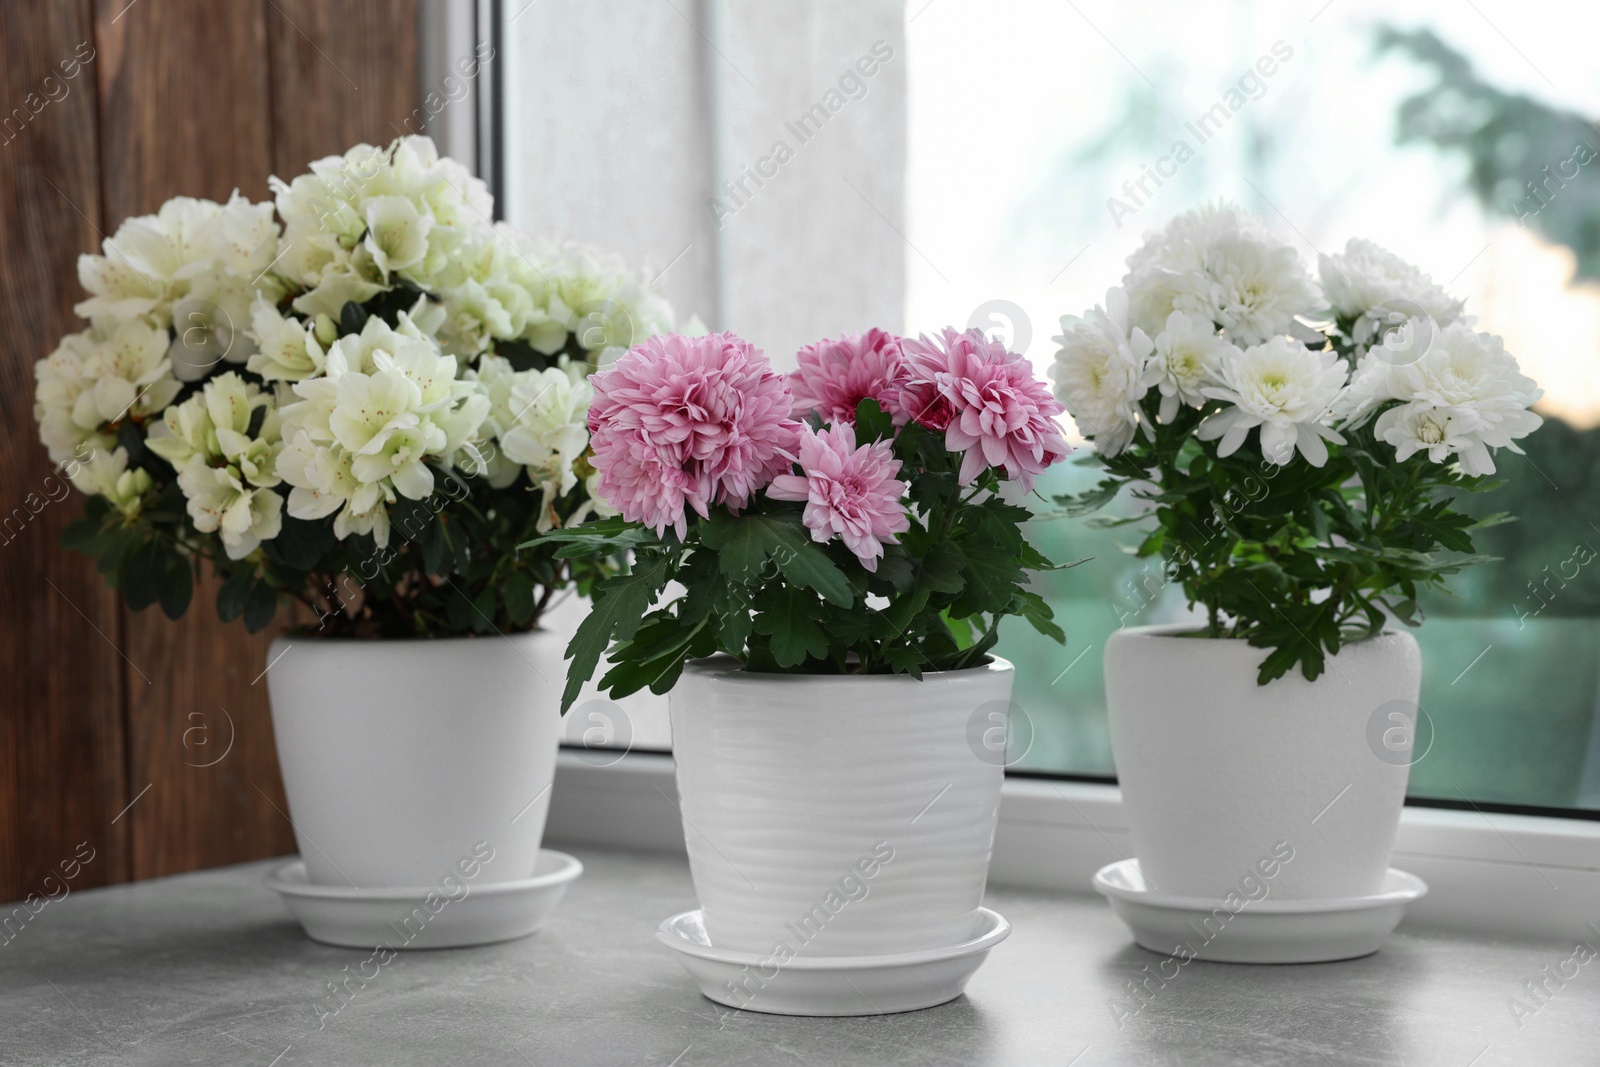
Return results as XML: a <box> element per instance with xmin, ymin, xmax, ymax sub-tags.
<box><xmin>1</xmin><ymin>846</ymin><xmax>1593</xmax><ymax>1066</ymax></box>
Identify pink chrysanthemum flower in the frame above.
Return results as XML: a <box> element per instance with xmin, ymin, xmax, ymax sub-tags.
<box><xmin>788</xmin><ymin>328</ymin><xmax>909</xmax><ymax>425</ymax></box>
<box><xmin>768</xmin><ymin>422</ymin><xmax>909</xmax><ymax>572</ymax></box>
<box><xmin>588</xmin><ymin>331</ymin><xmax>802</xmax><ymax>538</ymax></box>
<box><xmin>900</xmin><ymin>327</ymin><xmax>1072</xmax><ymax>491</ymax></box>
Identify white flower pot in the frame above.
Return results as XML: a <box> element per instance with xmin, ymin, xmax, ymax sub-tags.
<box><xmin>265</xmin><ymin>632</ymin><xmax>562</xmax><ymax>888</ymax></box>
<box><xmin>668</xmin><ymin>657</ymin><xmax>1013</xmax><ymax>957</ymax></box>
<box><xmin>1105</xmin><ymin>625</ymin><xmax>1421</xmax><ymax>901</ymax></box>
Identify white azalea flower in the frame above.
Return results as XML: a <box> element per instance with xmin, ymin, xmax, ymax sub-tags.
<box><xmin>75</xmin><ymin>197</ymin><xmax>224</xmax><ymax>327</ymax></box>
<box><xmin>1198</xmin><ymin>337</ymin><xmax>1348</xmax><ymax>466</ymax></box>
<box><xmin>79</xmin><ymin>318</ymin><xmax>181</xmax><ymax>426</ymax></box>
<box><xmin>500</xmin><ymin>367</ymin><xmax>594</xmax><ymax>531</ymax></box>
<box><xmin>1319</xmin><ymin>238</ymin><xmax>1464</xmax><ymax>349</ymax></box>
<box><xmin>246</xmin><ymin>299</ymin><xmax>327</xmax><ymax>382</ymax></box>
<box><xmin>176</xmin><ymin>460</ymin><xmax>284</xmax><ymax>560</ymax></box>
<box><xmin>168</xmin><ymin>269</ymin><xmax>264</xmax><ymax>381</ymax></box>
<box><xmin>1140</xmin><ymin>310</ymin><xmax>1238</xmax><ymax>423</ymax></box>
<box><xmin>273</xmin><ymin>316</ymin><xmax>490</xmax><ymax>545</ymax></box>
<box><xmin>1050</xmin><ymin>287</ymin><xmax>1154</xmax><ymax>456</ymax></box>
<box><xmin>1123</xmin><ymin>203</ymin><xmax>1319</xmax><ymax>346</ymax></box>
<box><xmin>329</xmin><ymin>369</ymin><xmax>423</xmax><ymax>458</ymax></box>
<box><xmin>67</xmin><ymin>446</ymin><xmax>152</xmax><ymax>516</ymax></box>
<box><xmin>33</xmin><ymin>330</ymin><xmax>104</xmax><ymax>462</ymax></box>
<box><xmin>276</xmin><ymin>432</ymin><xmax>361</xmax><ymax>520</ymax></box>
<box><xmin>209</xmin><ymin>191</ymin><xmax>281</xmax><ymax>277</ymax></box>
<box><xmin>149</xmin><ymin>373</ymin><xmax>284</xmax><ymax>550</ymax></box>
<box><xmin>363</xmin><ymin>195</ymin><xmax>433</xmax><ymax>279</ymax></box>
<box><xmin>272</xmin><ymin>136</ymin><xmax>492</xmax><ymax>313</ymax></box>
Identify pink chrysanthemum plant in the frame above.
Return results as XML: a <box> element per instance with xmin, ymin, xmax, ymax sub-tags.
<box><xmin>532</xmin><ymin>326</ymin><xmax>1075</xmax><ymax>711</ymax></box>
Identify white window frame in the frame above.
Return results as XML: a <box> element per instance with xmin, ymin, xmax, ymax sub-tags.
<box><xmin>429</xmin><ymin>0</ymin><xmax>1600</xmax><ymax>942</ymax></box>
<box><xmin>547</xmin><ymin>750</ymin><xmax>1600</xmax><ymax>941</ymax></box>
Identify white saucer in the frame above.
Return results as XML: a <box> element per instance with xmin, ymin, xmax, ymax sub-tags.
<box><xmin>267</xmin><ymin>849</ymin><xmax>582</xmax><ymax>949</ymax></box>
<box><xmin>1093</xmin><ymin>859</ymin><xmax>1426</xmax><ymax>964</ymax></box>
<box><xmin>656</xmin><ymin>907</ymin><xmax>1009</xmax><ymax>1016</ymax></box>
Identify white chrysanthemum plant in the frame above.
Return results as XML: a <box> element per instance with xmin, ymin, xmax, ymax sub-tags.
<box><xmin>1051</xmin><ymin>203</ymin><xmax>1543</xmax><ymax>683</ymax></box>
<box><xmin>34</xmin><ymin>136</ymin><xmax>690</xmax><ymax>638</ymax></box>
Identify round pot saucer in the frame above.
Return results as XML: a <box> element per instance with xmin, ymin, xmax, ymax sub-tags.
<box><xmin>1093</xmin><ymin>858</ymin><xmax>1427</xmax><ymax>964</ymax></box>
<box><xmin>656</xmin><ymin>906</ymin><xmax>1009</xmax><ymax>1017</ymax></box>
<box><xmin>267</xmin><ymin>849</ymin><xmax>582</xmax><ymax>949</ymax></box>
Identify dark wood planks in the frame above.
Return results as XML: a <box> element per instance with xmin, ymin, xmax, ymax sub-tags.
<box><xmin>266</xmin><ymin>0</ymin><xmax>421</xmax><ymax>178</ymax></box>
<box><xmin>92</xmin><ymin>0</ymin><xmax>296</xmax><ymax>881</ymax></box>
<box><xmin>0</xmin><ymin>0</ymin><xmax>424</xmax><ymax>899</ymax></box>
<box><xmin>0</xmin><ymin>0</ymin><xmax>130</xmax><ymax>902</ymax></box>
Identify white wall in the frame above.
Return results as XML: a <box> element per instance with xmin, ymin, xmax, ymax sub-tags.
<box><xmin>499</xmin><ymin>0</ymin><xmax>906</xmax><ymax>368</ymax></box>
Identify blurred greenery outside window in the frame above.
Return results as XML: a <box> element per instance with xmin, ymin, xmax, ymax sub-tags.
<box><xmin>963</xmin><ymin>18</ymin><xmax>1600</xmax><ymax>814</ymax></box>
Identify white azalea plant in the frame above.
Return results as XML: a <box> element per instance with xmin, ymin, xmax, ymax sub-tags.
<box><xmin>34</xmin><ymin>136</ymin><xmax>683</xmax><ymax>638</ymax></box>
<box><xmin>1052</xmin><ymin>204</ymin><xmax>1543</xmax><ymax>682</ymax></box>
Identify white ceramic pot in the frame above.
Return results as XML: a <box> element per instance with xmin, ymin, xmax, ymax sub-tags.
<box><xmin>1104</xmin><ymin>625</ymin><xmax>1421</xmax><ymax>901</ymax></box>
<box><xmin>668</xmin><ymin>656</ymin><xmax>1014</xmax><ymax>957</ymax></box>
<box><xmin>266</xmin><ymin>632</ymin><xmax>562</xmax><ymax>888</ymax></box>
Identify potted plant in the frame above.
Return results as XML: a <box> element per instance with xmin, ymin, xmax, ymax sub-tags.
<box><xmin>32</xmin><ymin>136</ymin><xmax>687</xmax><ymax>939</ymax></box>
<box><xmin>539</xmin><ymin>325</ymin><xmax>1072</xmax><ymax>1012</ymax></box>
<box><xmin>1050</xmin><ymin>205</ymin><xmax>1543</xmax><ymax>956</ymax></box>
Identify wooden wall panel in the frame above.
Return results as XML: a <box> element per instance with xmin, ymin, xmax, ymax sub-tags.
<box><xmin>0</xmin><ymin>0</ymin><xmax>130</xmax><ymax>901</ymax></box>
<box><xmin>92</xmin><ymin>0</ymin><xmax>296</xmax><ymax>880</ymax></box>
<box><xmin>267</xmin><ymin>0</ymin><xmax>421</xmax><ymax>177</ymax></box>
<box><xmin>1</xmin><ymin>0</ymin><xmax>423</xmax><ymax>900</ymax></box>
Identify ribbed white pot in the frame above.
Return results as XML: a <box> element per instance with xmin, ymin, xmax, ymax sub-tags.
<box><xmin>1105</xmin><ymin>626</ymin><xmax>1421</xmax><ymax>901</ymax></box>
<box><xmin>669</xmin><ymin>657</ymin><xmax>1014</xmax><ymax>957</ymax></box>
<box><xmin>265</xmin><ymin>632</ymin><xmax>562</xmax><ymax>888</ymax></box>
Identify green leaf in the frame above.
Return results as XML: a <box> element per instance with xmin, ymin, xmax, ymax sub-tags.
<box><xmin>423</xmin><ymin>517</ymin><xmax>450</xmax><ymax>576</ymax></box>
<box><xmin>700</xmin><ymin>512</ymin><xmax>854</xmax><ymax>607</ymax></box>
<box><xmin>269</xmin><ymin>514</ymin><xmax>335</xmax><ymax>571</ymax></box>
<box><xmin>503</xmin><ymin>571</ymin><xmax>537</xmax><ymax>626</ymax></box>
<box><xmin>752</xmin><ymin>588</ymin><xmax>829</xmax><ymax>668</ymax></box>
<box><xmin>160</xmin><ymin>558</ymin><xmax>193</xmax><ymax>620</ymax></box>
<box><xmin>122</xmin><ymin>540</ymin><xmax>168</xmax><ymax>612</ymax></box>
<box><xmin>60</xmin><ymin>517</ymin><xmax>103</xmax><ymax>553</ymax></box>
<box><xmin>339</xmin><ymin>300</ymin><xmax>368</xmax><ymax>336</ymax></box>
<box><xmin>216</xmin><ymin>568</ymin><xmax>253</xmax><ymax>623</ymax></box>
<box><xmin>1043</xmin><ymin>483</ymin><xmax>1120</xmax><ymax>518</ymax></box>
<box><xmin>854</xmin><ymin>397</ymin><xmax>894</xmax><ymax>444</ymax></box>
<box><xmin>243</xmin><ymin>581</ymin><xmax>278</xmax><ymax>633</ymax></box>
<box><xmin>561</xmin><ymin>556</ymin><xmax>668</xmax><ymax>712</ymax></box>
<box><xmin>471</xmin><ymin>585</ymin><xmax>498</xmax><ymax>633</ymax></box>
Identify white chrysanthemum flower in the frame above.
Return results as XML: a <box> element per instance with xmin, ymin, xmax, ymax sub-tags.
<box><xmin>1373</xmin><ymin>404</ymin><xmax>1492</xmax><ymax>473</ymax></box>
<box><xmin>1140</xmin><ymin>310</ymin><xmax>1238</xmax><ymax>423</ymax></box>
<box><xmin>1319</xmin><ymin>238</ymin><xmax>1464</xmax><ymax>349</ymax></box>
<box><xmin>1344</xmin><ymin>322</ymin><xmax>1541</xmax><ymax>474</ymax></box>
<box><xmin>1050</xmin><ymin>287</ymin><xmax>1154</xmax><ymax>456</ymax></box>
<box><xmin>1198</xmin><ymin>336</ymin><xmax>1348</xmax><ymax>466</ymax></box>
<box><xmin>1123</xmin><ymin>203</ymin><xmax>1319</xmax><ymax>346</ymax></box>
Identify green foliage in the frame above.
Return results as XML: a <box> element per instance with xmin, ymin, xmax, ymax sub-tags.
<box><xmin>531</xmin><ymin>401</ymin><xmax>1073</xmax><ymax>712</ymax></box>
<box><xmin>59</xmin><ymin>298</ymin><xmax>614</xmax><ymax>638</ymax></box>
<box><xmin>1058</xmin><ymin>396</ymin><xmax>1503</xmax><ymax>684</ymax></box>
